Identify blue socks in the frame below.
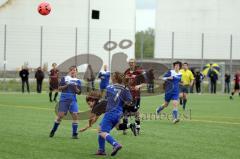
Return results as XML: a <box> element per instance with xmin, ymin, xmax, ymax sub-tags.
<box><xmin>72</xmin><ymin>123</ymin><xmax>78</xmax><ymax>135</ymax></box>
<box><xmin>106</xmin><ymin>134</ymin><xmax>118</xmax><ymax>147</ymax></box>
<box><xmin>51</xmin><ymin>122</ymin><xmax>60</xmax><ymax>132</ymax></box>
<box><xmin>98</xmin><ymin>135</ymin><xmax>106</xmax><ymax>151</ymax></box>
<box><xmin>172</xmin><ymin>109</ymin><xmax>178</xmax><ymax>119</ymax></box>
<box><xmin>156</xmin><ymin>105</ymin><xmax>164</xmax><ymax>114</ymax></box>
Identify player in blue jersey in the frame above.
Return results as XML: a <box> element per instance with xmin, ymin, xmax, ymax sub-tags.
<box><xmin>96</xmin><ymin>72</ymin><xmax>133</xmax><ymax>156</ymax></box>
<box><xmin>156</xmin><ymin>61</ymin><xmax>182</xmax><ymax>124</ymax></box>
<box><xmin>49</xmin><ymin>66</ymin><xmax>81</xmax><ymax>139</ymax></box>
<box><xmin>98</xmin><ymin>65</ymin><xmax>110</xmax><ymax>95</ymax></box>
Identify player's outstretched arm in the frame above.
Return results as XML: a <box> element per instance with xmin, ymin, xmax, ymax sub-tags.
<box><xmin>79</xmin><ymin>113</ymin><xmax>99</xmax><ymax>132</ymax></box>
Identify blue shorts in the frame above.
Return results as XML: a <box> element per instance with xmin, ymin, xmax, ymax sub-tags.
<box><xmin>100</xmin><ymin>111</ymin><xmax>122</xmax><ymax>133</ymax></box>
<box><xmin>100</xmin><ymin>84</ymin><xmax>108</xmax><ymax>90</ymax></box>
<box><xmin>58</xmin><ymin>100</ymin><xmax>79</xmax><ymax>114</ymax></box>
<box><xmin>165</xmin><ymin>93</ymin><xmax>179</xmax><ymax>103</ymax></box>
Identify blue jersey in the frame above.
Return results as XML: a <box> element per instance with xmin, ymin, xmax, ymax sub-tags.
<box><xmin>59</xmin><ymin>75</ymin><xmax>81</xmax><ymax>101</ymax></box>
<box><xmin>105</xmin><ymin>84</ymin><xmax>132</xmax><ymax>113</ymax></box>
<box><xmin>98</xmin><ymin>71</ymin><xmax>110</xmax><ymax>89</ymax></box>
<box><xmin>163</xmin><ymin>70</ymin><xmax>182</xmax><ymax>94</ymax></box>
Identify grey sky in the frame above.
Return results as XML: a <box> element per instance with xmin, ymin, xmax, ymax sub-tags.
<box><xmin>136</xmin><ymin>0</ymin><xmax>156</xmax><ymax>31</ymax></box>
<box><xmin>136</xmin><ymin>0</ymin><xmax>156</xmax><ymax>9</ymax></box>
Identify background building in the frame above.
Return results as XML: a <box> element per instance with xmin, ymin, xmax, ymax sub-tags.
<box><xmin>0</xmin><ymin>0</ymin><xmax>136</xmax><ymax>71</ymax></box>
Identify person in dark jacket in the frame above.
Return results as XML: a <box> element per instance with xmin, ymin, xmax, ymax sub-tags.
<box><xmin>147</xmin><ymin>68</ymin><xmax>155</xmax><ymax>93</ymax></box>
<box><xmin>35</xmin><ymin>67</ymin><xmax>45</xmax><ymax>93</ymax></box>
<box><xmin>208</xmin><ymin>67</ymin><xmax>218</xmax><ymax>94</ymax></box>
<box><xmin>19</xmin><ymin>66</ymin><xmax>30</xmax><ymax>93</ymax></box>
<box><xmin>224</xmin><ymin>72</ymin><xmax>231</xmax><ymax>94</ymax></box>
<box><xmin>194</xmin><ymin>70</ymin><xmax>204</xmax><ymax>94</ymax></box>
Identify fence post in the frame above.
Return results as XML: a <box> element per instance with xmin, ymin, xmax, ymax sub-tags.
<box><xmin>140</xmin><ymin>32</ymin><xmax>144</xmax><ymax>66</ymax></box>
<box><xmin>230</xmin><ymin>34</ymin><xmax>233</xmax><ymax>91</ymax></box>
<box><xmin>87</xmin><ymin>0</ymin><xmax>91</xmax><ymax>64</ymax></box>
<box><xmin>40</xmin><ymin>26</ymin><xmax>43</xmax><ymax>67</ymax></box>
<box><xmin>3</xmin><ymin>24</ymin><xmax>7</xmax><ymax>91</ymax></box>
<box><xmin>201</xmin><ymin>33</ymin><xmax>204</xmax><ymax>93</ymax></box>
<box><xmin>75</xmin><ymin>27</ymin><xmax>78</xmax><ymax>66</ymax></box>
<box><xmin>171</xmin><ymin>32</ymin><xmax>175</xmax><ymax>65</ymax></box>
<box><xmin>108</xmin><ymin>29</ymin><xmax>111</xmax><ymax>73</ymax></box>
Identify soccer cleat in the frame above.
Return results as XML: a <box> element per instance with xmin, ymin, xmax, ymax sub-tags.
<box><xmin>49</xmin><ymin>131</ymin><xmax>55</xmax><ymax>138</ymax></box>
<box><xmin>95</xmin><ymin>150</ymin><xmax>106</xmax><ymax>156</ymax></box>
<box><xmin>72</xmin><ymin>133</ymin><xmax>79</xmax><ymax>139</ymax></box>
<box><xmin>130</xmin><ymin>123</ymin><xmax>137</xmax><ymax>136</ymax></box>
<box><xmin>230</xmin><ymin>96</ymin><xmax>233</xmax><ymax>100</ymax></box>
<box><xmin>111</xmin><ymin>144</ymin><xmax>122</xmax><ymax>156</ymax></box>
<box><xmin>136</xmin><ymin>125</ymin><xmax>140</xmax><ymax>135</ymax></box>
<box><xmin>173</xmin><ymin>119</ymin><xmax>180</xmax><ymax>124</ymax></box>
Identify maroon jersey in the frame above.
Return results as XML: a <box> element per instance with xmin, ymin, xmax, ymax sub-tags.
<box><xmin>124</xmin><ymin>66</ymin><xmax>145</xmax><ymax>99</ymax></box>
<box><xmin>49</xmin><ymin>69</ymin><xmax>59</xmax><ymax>87</ymax></box>
<box><xmin>234</xmin><ymin>74</ymin><xmax>240</xmax><ymax>85</ymax></box>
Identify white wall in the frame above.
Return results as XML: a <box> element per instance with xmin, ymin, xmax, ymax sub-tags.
<box><xmin>0</xmin><ymin>0</ymin><xmax>135</xmax><ymax>70</ymax></box>
<box><xmin>155</xmin><ymin>0</ymin><xmax>240</xmax><ymax>59</ymax></box>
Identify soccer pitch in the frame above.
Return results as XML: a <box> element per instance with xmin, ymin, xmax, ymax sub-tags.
<box><xmin>0</xmin><ymin>93</ymin><xmax>239</xmax><ymax>159</ymax></box>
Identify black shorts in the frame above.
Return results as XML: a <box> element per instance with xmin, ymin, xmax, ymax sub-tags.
<box><xmin>123</xmin><ymin>98</ymin><xmax>141</xmax><ymax>113</ymax></box>
<box><xmin>180</xmin><ymin>85</ymin><xmax>190</xmax><ymax>93</ymax></box>
<box><xmin>234</xmin><ymin>84</ymin><xmax>240</xmax><ymax>90</ymax></box>
<box><xmin>49</xmin><ymin>82</ymin><xmax>59</xmax><ymax>91</ymax></box>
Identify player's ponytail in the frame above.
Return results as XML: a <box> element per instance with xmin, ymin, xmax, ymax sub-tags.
<box><xmin>86</xmin><ymin>90</ymin><xmax>102</xmax><ymax>102</ymax></box>
<box><xmin>112</xmin><ymin>72</ymin><xmax>124</xmax><ymax>84</ymax></box>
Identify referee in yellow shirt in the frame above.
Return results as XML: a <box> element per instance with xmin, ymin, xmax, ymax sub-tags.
<box><xmin>179</xmin><ymin>63</ymin><xmax>195</xmax><ymax>110</ymax></box>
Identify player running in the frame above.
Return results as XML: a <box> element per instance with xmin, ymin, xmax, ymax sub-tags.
<box><xmin>49</xmin><ymin>63</ymin><xmax>59</xmax><ymax>102</ymax></box>
<box><xmin>230</xmin><ymin>70</ymin><xmax>240</xmax><ymax>100</ymax></box>
<box><xmin>49</xmin><ymin>66</ymin><xmax>81</xmax><ymax>139</ymax></box>
<box><xmin>95</xmin><ymin>72</ymin><xmax>133</xmax><ymax>156</ymax></box>
<box><xmin>156</xmin><ymin>61</ymin><xmax>182</xmax><ymax>124</ymax></box>
<box><xmin>98</xmin><ymin>65</ymin><xmax>110</xmax><ymax>95</ymax></box>
<box><xmin>179</xmin><ymin>62</ymin><xmax>195</xmax><ymax>110</ymax></box>
<box><xmin>123</xmin><ymin>58</ymin><xmax>146</xmax><ymax>135</ymax></box>
<box><xmin>79</xmin><ymin>90</ymin><xmax>137</xmax><ymax>136</ymax></box>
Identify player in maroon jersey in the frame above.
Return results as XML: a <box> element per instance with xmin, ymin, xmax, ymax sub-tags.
<box><xmin>123</xmin><ymin>58</ymin><xmax>147</xmax><ymax>135</ymax></box>
<box><xmin>49</xmin><ymin>63</ymin><xmax>59</xmax><ymax>102</ymax></box>
<box><xmin>230</xmin><ymin>70</ymin><xmax>240</xmax><ymax>100</ymax></box>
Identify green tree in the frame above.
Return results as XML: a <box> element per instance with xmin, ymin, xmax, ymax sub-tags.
<box><xmin>135</xmin><ymin>28</ymin><xmax>155</xmax><ymax>58</ymax></box>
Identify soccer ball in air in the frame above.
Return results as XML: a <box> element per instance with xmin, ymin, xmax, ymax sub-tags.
<box><xmin>38</xmin><ymin>2</ymin><xmax>51</xmax><ymax>16</ymax></box>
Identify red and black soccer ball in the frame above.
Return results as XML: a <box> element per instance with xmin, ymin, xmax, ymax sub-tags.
<box><xmin>38</xmin><ymin>2</ymin><xmax>51</xmax><ymax>16</ymax></box>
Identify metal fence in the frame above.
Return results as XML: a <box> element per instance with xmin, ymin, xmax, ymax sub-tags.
<box><xmin>1</xmin><ymin>25</ymin><xmax>240</xmax><ymax>94</ymax></box>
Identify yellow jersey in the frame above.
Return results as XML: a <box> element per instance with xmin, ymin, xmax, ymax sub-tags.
<box><xmin>180</xmin><ymin>69</ymin><xmax>195</xmax><ymax>86</ymax></box>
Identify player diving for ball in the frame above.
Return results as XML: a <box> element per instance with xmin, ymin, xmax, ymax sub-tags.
<box><xmin>79</xmin><ymin>90</ymin><xmax>137</xmax><ymax>135</ymax></box>
<box><xmin>86</xmin><ymin>72</ymin><xmax>133</xmax><ymax>156</ymax></box>
<box><xmin>49</xmin><ymin>66</ymin><xmax>81</xmax><ymax>139</ymax></box>
<box><xmin>156</xmin><ymin>61</ymin><xmax>182</xmax><ymax>124</ymax></box>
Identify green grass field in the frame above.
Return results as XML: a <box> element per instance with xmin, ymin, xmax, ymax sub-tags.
<box><xmin>0</xmin><ymin>92</ymin><xmax>240</xmax><ymax>159</ymax></box>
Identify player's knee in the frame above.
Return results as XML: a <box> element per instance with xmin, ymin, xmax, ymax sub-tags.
<box><xmin>71</xmin><ymin>113</ymin><xmax>78</xmax><ymax>120</ymax></box>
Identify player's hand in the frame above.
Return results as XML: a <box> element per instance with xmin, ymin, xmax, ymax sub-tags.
<box><xmin>79</xmin><ymin>127</ymin><xmax>88</xmax><ymax>132</ymax></box>
<box><xmin>168</xmin><ymin>76</ymin><xmax>173</xmax><ymax>80</ymax></box>
<box><xmin>135</xmin><ymin>84</ymin><xmax>142</xmax><ymax>90</ymax></box>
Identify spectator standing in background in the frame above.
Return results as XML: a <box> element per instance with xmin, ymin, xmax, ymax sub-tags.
<box><xmin>19</xmin><ymin>66</ymin><xmax>30</xmax><ymax>93</ymax></box>
<box><xmin>147</xmin><ymin>68</ymin><xmax>155</xmax><ymax>93</ymax></box>
<box><xmin>195</xmin><ymin>69</ymin><xmax>204</xmax><ymax>94</ymax></box>
<box><xmin>35</xmin><ymin>67</ymin><xmax>45</xmax><ymax>93</ymax></box>
<box><xmin>224</xmin><ymin>72</ymin><xmax>231</xmax><ymax>94</ymax></box>
<box><xmin>85</xmin><ymin>65</ymin><xmax>95</xmax><ymax>92</ymax></box>
<box><xmin>208</xmin><ymin>67</ymin><xmax>218</xmax><ymax>94</ymax></box>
